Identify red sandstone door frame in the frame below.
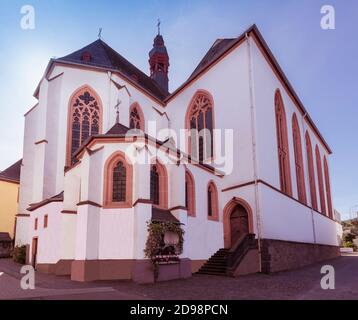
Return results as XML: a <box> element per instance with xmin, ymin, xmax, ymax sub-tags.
<box><xmin>223</xmin><ymin>198</ymin><xmax>254</xmax><ymax>249</ymax></box>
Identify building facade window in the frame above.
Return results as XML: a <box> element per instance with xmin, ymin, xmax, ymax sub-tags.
<box><xmin>34</xmin><ymin>218</ymin><xmax>38</xmax><ymax>230</ymax></box>
<box><xmin>44</xmin><ymin>215</ymin><xmax>48</xmax><ymax>228</ymax></box>
<box><xmin>292</xmin><ymin>114</ymin><xmax>307</xmax><ymax>204</ymax></box>
<box><xmin>275</xmin><ymin>89</ymin><xmax>292</xmax><ymax>196</ymax></box>
<box><xmin>67</xmin><ymin>86</ymin><xmax>102</xmax><ymax>166</ymax></box>
<box><xmin>150</xmin><ymin>161</ymin><xmax>168</xmax><ymax>208</ymax></box>
<box><xmin>150</xmin><ymin>165</ymin><xmax>160</xmax><ymax>205</ymax></box>
<box><xmin>207</xmin><ymin>181</ymin><xmax>218</xmax><ymax>221</ymax></box>
<box><xmin>129</xmin><ymin>102</ymin><xmax>145</xmax><ymax>131</ymax></box>
<box><xmin>315</xmin><ymin>145</ymin><xmax>326</xmax><ymax>215</ymax></box>
<box><xmin>324</xmin><ymin>156</ymin><xmax>333</xmax><ymax>219</ymax></box>
<box><xmin>305</xmin><ymin>132</ymin><xmax>318</xmax><ymax>211</ymax></box>
<box><xmin>112</xmin><ymin>161</ymin><xmax>127</xmax><ymax>202</ymax></box>
<box><xmin>185</xmin><ymin>90</ymin><xmax>214</xmax><ymax>162</ymax></box>
<box><xmin>185</xmin><ymin>170</ymin><xmax>196</xmax><ymax>216</ymax></box>
<box><xmin>103</xmin><ymin>151</ymin><xmax>133</xmax><ymax>208</ymax></box>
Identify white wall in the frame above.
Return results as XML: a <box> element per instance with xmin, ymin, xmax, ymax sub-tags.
<box><xmin>250</xmin><ymin>37</ymin><xmax>332</xmax><ymax>212</ymax></box>
<box><xmin>18</xmin><ymin>34</ymin><xmax>339</xmax><ymax>263</ymax></box>
<box><xmin>259</xmin><ymin>184</ymin><xmax>315</xmax><ymax>243</ymax></box>
<box><xmin>29</xmin><ymin>202</ymin><xmax>63</xmax><ymax>264</ymax></box>
<box><xmin>98</xmin><ymin>208</ymin><xmax>135</xmax><ymax>259</ymax></box>
<box><xmin>166</xmin><ymin>42</ymin><xmax>255</xmax><ymax>187</ymax></box>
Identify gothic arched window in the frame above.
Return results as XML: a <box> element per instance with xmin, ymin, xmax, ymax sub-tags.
<box><xmin>150</xmin><ymin>161</ymin><xmax>168</xmax><ymax>208</ymax></box>
<box><xmin>103</xmin><ymin>151</ymin><xmax>133</xmax><ymax>208</ymax></box>
<box><xmin>67</xmin><ymin>86</ymin><xmax>102</xmax><ymax>165</ymax></box>
<box><xmin>207</xmin><ymin>181</ymin><xmax>218</xmax><ymax>221</ymax></box>
<box><xmin>324</xmin><ymin>156</ymin><xmax>333</xmax><ymax>219</ymax></box>
<box><xmin>112</xmin><ymin>161</ymin><xmax>126</xmax><ymax>202</ymax></box>
<box><xmin>185</xmin><ymin>170</ymin><xmax>196</xmax><ymax>217</ymax></box>
<box><xmin>275</xmin><ymin>89</ymin><xmax>292</xmax><ymax>196</ymax></box>
<box><xmin>150</xmin><ymin>165</ymin><xmax>160</xmax><ymax>205</ymax></box>
<box><xmin>315</xmin><ymin>145</ymin><xmax>326</xmax><ymax>215</ymax></box>
<box><xmin>186</xmin><ymin>90</ymin><xmax>214</xmax><ymax>162</ymax></box>
<box><xmin>129</xmin><ymin>103</ymin><xmax>144</xmax><ymax>131</ymax></box>
<box><xmin>305</xmin><ymin>132</ymin><xmax>318</xmax><ymax>211</ymax></box>
<box><xmin>292</xmin><ymin>114</ymin><xmax>307</xmax><ymax>204</ymax></box>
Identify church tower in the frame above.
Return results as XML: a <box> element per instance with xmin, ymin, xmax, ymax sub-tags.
<box><xmin>149</xmin><ymin>24</ymin><xmax>169</xmax><ymax>93</ymax></box>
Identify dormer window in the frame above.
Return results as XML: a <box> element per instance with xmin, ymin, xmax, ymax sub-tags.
<box><xmin>81</xmin><ymin>51</ymin><xmax>92</xmax><ymax>62</ymax></box>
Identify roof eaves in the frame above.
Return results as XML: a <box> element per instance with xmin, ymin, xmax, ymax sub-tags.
<box><xmin>53</xmin><ymin>59</ymin><xmax>166</xmax><ymax>105</ymax></box>
<box><xmin>249</xmin><ymin>25</ymin><xmax>332</xmax><ymax>154</ymax></box>
<box><xmin>165</xmin><ymin>26</ymin><xmax>254</xmax><ymax>103</ymax></box>
<box><xmin>165</xmin><ymin>24</ymin><xmax>332</xmax><ymax>154</ymax></box>
<box><xmin>27</xmin><ymin>191</ymin><xmax>64</xmax><ymax>212</ymax></box>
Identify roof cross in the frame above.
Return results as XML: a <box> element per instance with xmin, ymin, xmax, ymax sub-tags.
<box><xmin>114</xmin><ymin>99</ymin><xmax>121</xmax><ymax>124</ymax></box>
<box><xmin>157</xmin><ymin>19</ymin><xmax>161</xmax><ymax>35</ymax></box>
<box><xmin>98</xmin><ymin>27</ymin><xmax>102</xmax><ymax>39</ymax></box>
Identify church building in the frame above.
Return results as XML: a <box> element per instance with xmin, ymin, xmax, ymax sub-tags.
<box><xmin>15</xmin><ymin>25</ymin><xmax>340</xmax><ymax>282</ymax></box>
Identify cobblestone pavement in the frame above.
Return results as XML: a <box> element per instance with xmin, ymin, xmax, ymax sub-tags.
<box><xmin>0</xmin><ymin>254</ymin><xmax>357</xmax><ymax>300</ymax></box>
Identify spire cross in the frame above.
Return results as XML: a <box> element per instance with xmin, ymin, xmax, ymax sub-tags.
<box><xmin>157</xmin><ymin>19</ymin><xmax>161</xmax><ymax>35</ymax></box>
<box><xmin>114</xmin><ymin>99</ymin><xmax>121</xmax><ymax>124</ymax></box>
<box><xmin>98</xmin><ymin>27</ymin><xmax>102</xmax><ymax>39</ymax></box>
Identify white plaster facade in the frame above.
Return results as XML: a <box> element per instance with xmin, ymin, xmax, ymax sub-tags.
<box><xmin>15</xmin><ymin>25</ymin><xmax>339</xmax><ymax>279</ymax></box>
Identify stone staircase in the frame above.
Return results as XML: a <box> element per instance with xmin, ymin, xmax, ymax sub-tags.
<box><xmin>197</xmin><ymin>248</ymin><xmax>229</xmax><ymax>276</ymax></box>
<box><xmin>197</xmin><ymin>234</ymin><xmax>257</xmax><ymax>277</ymax></box>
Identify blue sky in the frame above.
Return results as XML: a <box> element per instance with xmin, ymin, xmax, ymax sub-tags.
<box><xmin>0</xmin><ymin>0</ymin><xmax>357</xmax><ymax>219</ymax></box>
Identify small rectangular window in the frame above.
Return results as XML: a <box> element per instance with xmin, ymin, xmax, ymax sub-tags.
<box><xmin>34</xmin><ymin>218</ymin><xmax>38</xmax><ymax>230</ymax></box>
<box><xmin>44</xmin><ymin>215</ymin><xmax>48</xmax><ymax>228</ymax></box>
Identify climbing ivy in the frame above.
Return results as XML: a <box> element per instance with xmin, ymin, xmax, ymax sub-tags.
<box><xmin>144</xmin><ymin>220</ymin><xmax>184</xmax><ymax>260</ymax></box>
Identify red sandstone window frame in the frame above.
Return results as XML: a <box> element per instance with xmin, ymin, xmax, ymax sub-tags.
<box><xmin>129</xmin><ymin>102</ymin><xmax>145</xmax><ymax>131</ymax></box>
<box><xmin>185</xmin><ymin>170</ymin><xmax>196</xmax><ymax>217</ymax></box>
<box><xmin>185</xmin><ymin>90</ymin><xmax>215</xmax><ymax>163</ymax></box>
<box><xmin>44</xmin><ymin>214</ymin><xmax>48</xmax><ymax>228</ymax></box>
<box><xmin>315</xmin><ymin>145</ymin><xmax>327</xmax><ymax>215</ymax></box>
<box><xmin>305</xmin><ymin>132</ymin><xmax>318</xmax><ymax>211</ymax></box>
<box><xmin>323</xmin><ymin>156</ymin><xmax>333</xmax><ymax>219</ymax></box>
<box><xmin>207</xmin><ymin>180</ymin><xmax>219</xmax><ymax>221</ymax></box>
<box><xmin>150</xmin><ymin>159</ymin><xmax>168</xmax><ymax>209</ymax></box>
<box><xmin>274</xmin><ymin>89</ymin><xmax>292</xmax><ymax>196</ymax></box>
<box><xmin>66</xmin><ymin>85</ymin><xmax>103</xmax><ymax>167</ymax></box>
<box><xmin>292</xmin><ymin>113</ymin><xmax>307</xmax><ymax>204</ymax></box>
<box><xmin>103</xmin><ymin>151</ymin><xmax>133</xmax><ymax>208</ymax></box>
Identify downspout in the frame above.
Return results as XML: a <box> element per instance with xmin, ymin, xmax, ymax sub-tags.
<box><xmin>302</xmin><ymin>113</ymin><xmax>317</xmax><ymax>244</ymax></box>
<box><xmin>246</xmin><ymin>32</ymin><xmax>263</xmax><ymax>272</ymax></box>
<box><xmin>107</xmin><ymin>71</ymin><xmax>112</xmax><ymax>129</ymax></box>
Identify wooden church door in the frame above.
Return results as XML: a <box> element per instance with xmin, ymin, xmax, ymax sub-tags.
<box><xmin>230</xmin><ymin>205</ymin><xmax>249</xmax><ymax>247</ymax></box>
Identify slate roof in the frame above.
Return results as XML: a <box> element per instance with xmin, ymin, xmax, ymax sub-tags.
<box><xmin>56</xmin><ymin>39</ymin><xmax>169</xmax><ymax>101</ymax></box>
<box><xmin>0</xmin><ymin>159</ymin><xmax>22</xmax><ymax>183</ymax></box>
<box><xmin>105</xmin><ymin>122</ymin><xmax>131</xmax><ymax>135</ymax></box>
<box><xmin>152</xmin><ymin>207</ymin><xmax>180</xmax><ymax>224</ymax></box>
<box><xmin>188</xmin><ymin>38</ymin><xmax>237</xmax><ymax>83</ymax></box>
<box><xmin>27</xmin><ymin>191</ymin><xmax>64</xmax><ymax>211</ymax></box>
<box><xmin>46</xmin><ymin>24</ymin><xmax>331</xmax><ymax>154</ymax></box>
<box><xmin>0</xmin><ymin>232</ymin><xmax>12</xmax><ymax>242</ymax></box>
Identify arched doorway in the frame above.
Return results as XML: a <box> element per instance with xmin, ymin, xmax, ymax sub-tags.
<box><xmin>223</xmin><ymin>198</ymin><xmax>253</xmax><ymax>249</ymax></box>
<box><xmin>230</xmin><ymin>205</ymin><xmax>249</xmax><ymax>246</ymax></box>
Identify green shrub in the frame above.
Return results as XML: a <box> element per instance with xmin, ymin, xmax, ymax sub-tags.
<box><xmin>12</xmin><ymin>245</ymin><xmax>26</xmax><ymax>264</ymax></box>
<box><xmin>343</xmin><ymin>233</ymin><xmax>356</xmax><ymax>243</ymax></box>
<box><xmin>343</xmin><ymin>241</ymin><xmax>354</xmax><ymax>248</ymax></box>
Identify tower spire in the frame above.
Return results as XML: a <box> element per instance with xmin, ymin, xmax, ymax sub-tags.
<box><xmin>149</xmin><ymin>22</ymin><xmax>169</xmax><ymax>93</ymax></box>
